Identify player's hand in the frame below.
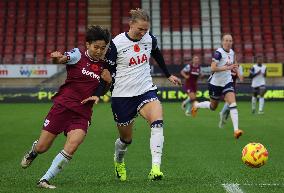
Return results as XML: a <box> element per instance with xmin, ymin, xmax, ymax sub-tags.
<box><xmin>50</xmin><ymin>51</ymin><xmax>63</xmax><ymax>59</ymax></box>
<box><xmin>168</xmin><ymin>75</ymin><xmax>182</xmax><ymax>86</ymax></box>
<box><xmin>256</xmin><ymin>70</ymin><xmax>262</xmax><ymax>75</ymax></box>
<box><xmin>101</xmin><ymin>69</ymin><xmax>112</xmax><ymax>83</ymax></box>
<box><xmin>226</xmin><ymin>63</ymin><xmax>238</xmax><ymax>71</ymax></box>
<box><xmin>81</xmin><ymin>96</ymin><xmax>100</xmax><ymax>104</ymax></box>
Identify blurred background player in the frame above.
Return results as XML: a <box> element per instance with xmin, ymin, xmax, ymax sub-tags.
<box><xmin>180</xmin><ymin>55</ymin><xmax>201</xmax><ymax>116</ymax></box>
<box><xmin>20</xmin><ymin>26</ymin><xmax>111</xmax><ymax>189</ymax></box>
<box><xmin>106</xmin><ymin>8</ymin><xmax>181</xmax><ymax>181</ymax></box>
<box><xmin>191</xmin><ymin>33</ymin><xmax>243</xmax><ymax>139</ymax></box>
<box><xmin>219</xmin><ymin>64</ymin><xmax>244</xmax><ymax>128</ymax></box>
<box><xmin>250</xmin><ymin>56</ymin><xmax>267</xmax><ymax>114</ymax></box>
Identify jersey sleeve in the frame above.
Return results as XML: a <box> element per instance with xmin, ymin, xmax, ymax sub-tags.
<box><xmin>182</xmin><ymin>64</ymin><xmax>190</xmax><ymax>72</ymax></box>
<box><xmin>64</xmin><ymin>48</ymin><xmax>81</xmax><ymax>65</ymax></box>
<box><xmin>105</xmin><ymin>40</ymin><xmax>118</xmax><ymax>71</ymax></box>
<box><xmin>149</xmin><ymin>32</ymin><xmax>158</xmax><ymax>50</ymax></box>
<box><xmin>212</xmin><ymin>51</ymin><xmax>222</xmax><ymax>62</ymax></box>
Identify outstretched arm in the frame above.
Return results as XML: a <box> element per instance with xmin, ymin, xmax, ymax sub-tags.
<box><xmin>50</xmin><ymin>51</ymin><xmax>68</xmax><ymax>64</ymax></box>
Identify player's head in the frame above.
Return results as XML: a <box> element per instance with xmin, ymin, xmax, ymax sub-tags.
<box><xmin>192</xmin><ymin>55</ymin><xmax>200</xmax><ymax>65</ymax></box>
<box><xmin>128</xmin><ymin>8</ymin><xmax>150</xmax><ymax>40</ymax></box>
<box><xmin>86</xmin><ymin>25</ymin><xmax>111</xmax><ymax>60</ymax></box>
<box><xmin>256</xmin><ymin>55</ymin><xmax>263</xmax><ymax>64</ymax></box>
<box><xmin>221</xmin><ymin>33</ymin><xmax>233</xmax><ymax>51</ymax></box>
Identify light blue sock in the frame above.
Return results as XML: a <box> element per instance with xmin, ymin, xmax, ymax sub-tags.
<box><xmin>40</xmin><ymin>150</ymin><xmax>72</xmax><ymax>181</ymax></box>
<box><xmin>221</xmin><ymin>103</ymin><xmax>229</xmax><ymax>114</ymax></box>
<box><xmin>185</xmin><ymin>102</ymin><xmax>192</xmax><ymax>113</ymax></box>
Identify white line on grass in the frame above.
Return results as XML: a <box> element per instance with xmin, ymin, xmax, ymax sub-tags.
<box><xmin>222</xmin><ymin>183</ymin><xmax>244</xmax><ymax>193</ymax></box>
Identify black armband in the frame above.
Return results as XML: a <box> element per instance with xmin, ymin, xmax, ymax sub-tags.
<box><xmin>151</xmin><ymin>48</ymin><xmax>171</xmax><ymax>78</ymax></box>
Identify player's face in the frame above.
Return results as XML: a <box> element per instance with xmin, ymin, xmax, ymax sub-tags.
<box><xmin>192</xmin><ymin>56</ymin><xmax>200</xmax><ymax>65</ymax></box>
<box><xmin>86</xmin><ymin>40</ymin><xmax>108</xmax><ymax>60</ymax></box>
<box><xmin>129</xmin><ymin>19</ymin><xmax>150</xmax><ymax>40</ymax></box>
<box><xmin>222</xmin><ymin>35</ymin><xmax>233</xmax><ymax>51</ymax></box>
<box><xmin>256</xmin><ymin>57</ymin><xmax>263</xmax><ymax>64</ymax></box>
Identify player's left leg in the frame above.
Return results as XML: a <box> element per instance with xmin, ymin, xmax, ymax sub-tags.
<box><xmin>38</xmin><ymin>129</ymin><xmax>86</xmax><ymax>189</ymax></box>
<box><xmin>224</xmin><ymin>92</ymin><xmax>243</xmax><ymax>139</ymax></box>
<box><xmin>219</xmin><ymin>102</ymin><xmax>230</xmax><ymax>128</ymax></box>
<box><xmin>181</xmin><ymin>97</ymin><xmax>190</xmax><ymax>111</ymax></box>
<box><xmin>258</xmin><ymin>86</ymin><xmax>266</xmax><ymax>114</ymax></box>
<box><xmin>139</xmin><ymin>100</ymin><xmax>164</xmax><ymax>180</ymax></box>
<box><xmin>185</xmin><ymin>92</ymin><xmax>196</xmax><ymax>116</ymax></box>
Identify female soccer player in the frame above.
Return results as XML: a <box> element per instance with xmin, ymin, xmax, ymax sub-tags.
<box><xmin>106</xmin><ymin>8</ymin><xmax>181</xmax><ymax>181</ymax></box>
<box><xmin>191</xmin><ymin>33</ymin><xmax>243</xmax><ymax>139</ymax></box>
<box><xmin>20</xmin><ymin>26</ymin><xmax>111</xmax><ymax>189</ymax></box>
<box><xmin>180</xmin><ymin>55</ymin><xmax>201</xmax><ymax>116</ymax></box>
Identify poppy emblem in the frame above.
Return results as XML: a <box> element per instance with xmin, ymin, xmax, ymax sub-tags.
<box><xmin>134</xmin><ymin>44</ymin><xmax>140</xmax><ymax>52</ymax></box>
<box><xmin>91</xmin><ymin>64</ymin><xmax>99</xmax><ymax>72</ymax></box>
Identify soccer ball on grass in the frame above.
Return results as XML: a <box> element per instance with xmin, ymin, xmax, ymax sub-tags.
<box><xmin>241</xmin><ymin>142</ymin><xmax>268</xmax><ymax>168</ymax></box>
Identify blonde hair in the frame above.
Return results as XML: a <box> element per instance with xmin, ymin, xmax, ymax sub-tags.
<box><xmin>129</xmin><ymin>8</ymin><xmax>150</xmax><ymax>22</ymax></box>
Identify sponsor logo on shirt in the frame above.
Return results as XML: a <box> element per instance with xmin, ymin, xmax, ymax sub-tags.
<box><xmin>129</xmin><ymin>54</ymin><xmax>148</xmax><ymax>66</ymax></box>
<box><xmin>82</xmin><ymin>68</ymin><xmax>100</xmax><ymax>80</ymax></box>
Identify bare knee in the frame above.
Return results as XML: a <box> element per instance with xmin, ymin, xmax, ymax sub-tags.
<box><xmin>210</xmin><ymin>105</ymin><xmax>217</xmax><ymax>111</ymax></box>
<box><xmin>35</xmin><ymin>143</ymin><xmax>50</xmax><ymax>154</ymax></box>
<box><xmin>209</xmin><ymin>101</ymin><xmax>218</xmax><ymax>111</ymax></box>
<box><xmin>64</xmin><ymin>139</ymin><xmax>81</xmax><ymax>155</ymax></box>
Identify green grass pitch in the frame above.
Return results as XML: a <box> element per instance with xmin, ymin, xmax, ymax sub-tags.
<box><xmin>0</xmin><ymin>102</ymin><xmax>283</xmax><ymax>193</ymax></box>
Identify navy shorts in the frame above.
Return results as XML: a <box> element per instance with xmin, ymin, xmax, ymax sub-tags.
<box><xmin>252</xmin><ymin>85</ymin><xmax>266</xmax><ymax>93</ymax></box>
<box><xmin>208</xmin><ymin>82</ymin><xmax>235</xmax><ymax>100</ymax></box>
<box><xmin>111</xmin><ymin>90</ymin><xmax>159</xmax><ymax>126</ymax></box>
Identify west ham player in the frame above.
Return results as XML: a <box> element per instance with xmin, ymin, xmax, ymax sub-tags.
<box><xmin>106</xmin><ymin>9</ymin><xmax>181</xmax><ymax>181</ymax></box>
<box><xmin>180</xmin><ymin>55</ymin><xmax>201</xmax><ymax>116</ymax></box>
<box><xmin>219</xmin><ymin>65</ymin><xmax>244</xmax><ymax>128</ymax></box>
<box><xmin>20</xmin><ymin>26</ymin><xmax>111</xmax><ymax>189</ymax></box>
<box><xmin>191</xmin><ymin>34</ymin><xmax>243</xmax><ymax>139</ymax></box>
<box><xmin>249</xmin><ymin>56</ymin><xmax>267</xmax><ymax>114</ymax></box>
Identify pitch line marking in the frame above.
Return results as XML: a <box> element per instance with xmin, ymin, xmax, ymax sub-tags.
<box><xmin>222</xmin><ymin>183</ymin><xmax>245</xmax><ymax>193</ymax></box>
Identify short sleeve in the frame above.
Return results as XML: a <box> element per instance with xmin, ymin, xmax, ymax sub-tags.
<box><xmin>64</xmin><ymin>48</ymin><xmax>81</xmax><ymax>65</ymax></box>
<box><xmin>182</xmin><ymin>64</ymin><xmax>190</xmax><ymax>72</ymax></box>
<box><xmin>212</xmin><ymin>51</ymin><xmax>222</xmax><ymax>62</ymax></box>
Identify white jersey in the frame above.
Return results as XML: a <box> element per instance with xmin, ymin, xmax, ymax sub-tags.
<box><xmin>106</xmin><ymin>32</ymin><xmax>157</xmax><ymax>97</ymax></box>
<box><xmin>209</xmin><ymin>48</ymin><xmax>235</xmax><ymax>87</ymax></box>
<box><xmin>250</xmin><ymin>64</ymin><xmax>266</xmax><ymax>88</ymax></box>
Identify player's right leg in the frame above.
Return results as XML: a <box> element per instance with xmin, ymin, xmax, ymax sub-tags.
<box><xmin>251</xmin><ymin>88</ymin><xmax>258</xmax><ymax>114</ymax></box>
<box><xmin>111</xmin><ymin>97</ymin><xmax>138</xmax><ymax>181</ymax></box>
<box><xmin>21</xmin><ymin>130</ymin><xmax>56</xmax><ymax>168</ymax></box>
<box><xmin>38</xmin><ymin>129</ymin><xmax>86</xmax><ymax>189</ymax></box>
<box><xmin>114</xmin><ymin>124</ymin><xmax>133</xmax><ymax>182</ymax></box>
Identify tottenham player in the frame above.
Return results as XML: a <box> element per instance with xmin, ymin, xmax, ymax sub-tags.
<box><xmin>180</xmin><ymin>55</ymin><xmax>201</xmax><ymax>116</ymax></box>
<box><xmin>250</xmin><ymin>56</ymin><xmax>267</xmax><ymax>114</ymax></box>
<box><xmin>20</xmin><ymin>26</ymin><xmax>111</xmax><ymax>189</ymax></box>
<box><xmin>106</xmin><ymin>8</ymin><xmax>181</xmax><ymax>181</ymax></box>
<box><xmin>191</xmin><ymin>33</ymin><xmax>243</xmax><ymax>139</ymax></box>
<box><xmin>219</xmin><ymin>64</ymin><xmax>244</xmax><ymax>128</ymax></box>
